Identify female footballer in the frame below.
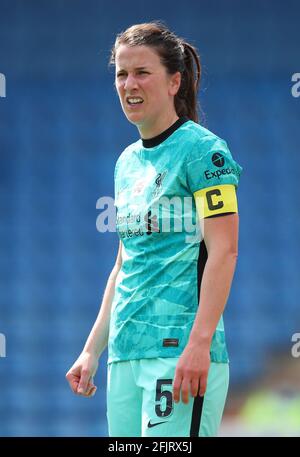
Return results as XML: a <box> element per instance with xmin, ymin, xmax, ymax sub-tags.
<box><xmin>66</xmin><ymin>21</ymin><xmax>242</xmax><ymax>437</ymax></box>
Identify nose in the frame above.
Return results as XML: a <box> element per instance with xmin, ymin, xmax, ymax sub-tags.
<box><xmin>124</xmin><ymin>73</ymin><xmax>138</xmax><ymax>92</ymax></box>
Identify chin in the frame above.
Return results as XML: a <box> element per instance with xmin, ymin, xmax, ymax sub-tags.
<box><xmin>125</xmin><ymin>112</ymin><xmax>145</xmax><ymax>126</ymax></box>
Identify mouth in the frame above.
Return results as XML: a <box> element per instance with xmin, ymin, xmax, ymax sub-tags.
<box><xmin>126</xmin><ymin>96</ymin><xmax>144</xmax><ymax>107</ymax></box>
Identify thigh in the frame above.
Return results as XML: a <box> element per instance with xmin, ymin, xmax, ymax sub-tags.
<box><xmin>106</xmin><ymin>360</ymin><xmax>142</xmax><ymax>437</ymax></box>
<box><xmin>139</xmin><ymin>357</ymin><xmax>191</xmax><ymax>437</ymax></box>
<box><xmin>136</xmin><ymin>358</ymin><xmax>229</xmax><ymax>437</ymax></box>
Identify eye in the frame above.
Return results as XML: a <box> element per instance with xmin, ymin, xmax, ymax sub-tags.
<box><xmin>116</xmin><ymin>72</ymin><xmax>126</xmax><ymax>78</ymax></box>
<box><xmin>137</xmin><ymin>70</ymin><xmax>149</xmax><ymax>75</ymax></box>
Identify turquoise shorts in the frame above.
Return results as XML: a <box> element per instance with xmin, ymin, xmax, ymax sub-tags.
<box><xmin>106</xmin><ymin>357</ymin><xmax>229</xmax><ymax>437</ymax></box>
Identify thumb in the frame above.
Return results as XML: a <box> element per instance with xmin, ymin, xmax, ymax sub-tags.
<box><xmin>77</xmin><ymin>370</ymin><xmax>90</xmax><ymax>394</ymax></box>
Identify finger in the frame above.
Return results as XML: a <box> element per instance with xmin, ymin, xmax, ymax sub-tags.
<box><xmin>191</xmin><ymin>378</ymin><xmax>199</xmax><ymax>398</ymax></box>
<box><xmin>77</xmin><ymin>370</ymin><xmax>91</xmax><ymax>394</ymax></box>
<box><xmin>173</xmin><ymin>372</ymin><xmax>183</xmax><ymax>403</ymax></box>
<box><xmin>87</xmin><ymin>386</ymin><xmax>97</xmax><ymax>397</ymax></box>
<box><xmin>66</xmin><ymin>374</ymin><xmax>80</xmax><ymax>394</ymax></box>
<box><xmin>199</xmin><ymin>374</ymin><xmax>208</xmax><ymax>397</ymax></box>
<box><xmin>65</xmin><ymin>371</ymin><xmax>75</xmax><ymax>385</ymax></box>
<box><xmin>78</xmin><ymin>381</ymin><xmax>93</xmax><ymax>396</ymax></box>
<box><xmin>181</xmin><ymin>379</ymin><xmax>190</xmax><ymax>404</ymax></box>
<box><xmin>70</xmin><ymin>380</ymin><xmax>80</xmax><ymax>394</ymax></box>
<box><xmin>80</xmin><ymin>384</ymin><xmax>97</xmax><ymax>398</ymax></box>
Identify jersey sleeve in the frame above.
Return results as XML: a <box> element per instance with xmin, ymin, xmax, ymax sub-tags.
<box><xmin>186</xmin><ymin>135</ymin><xmax>242</xmax><ymax>218</ymax></box>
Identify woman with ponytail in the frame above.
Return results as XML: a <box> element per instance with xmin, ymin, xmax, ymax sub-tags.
<box><xmin>66</xmin><ymin>21</ymin><xmax>242</xmax><ymax>437</ymax></box>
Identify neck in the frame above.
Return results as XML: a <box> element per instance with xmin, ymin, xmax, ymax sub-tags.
<box><xmin>138</xmin><ymin>111</ymin><xmax>179</xmax><ymax>139</ymax></box>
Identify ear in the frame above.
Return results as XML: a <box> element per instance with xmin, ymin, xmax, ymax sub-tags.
<box><xmin>168</xmin><ymin>71</ymin><xmax>181</xmax><ymax>96</ymax></box>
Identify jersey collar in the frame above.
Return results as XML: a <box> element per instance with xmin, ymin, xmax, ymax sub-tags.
<box><xmin>142</xmin><ymin>116</ymin><xmax>189</xmax><ymax>149</ymax></box>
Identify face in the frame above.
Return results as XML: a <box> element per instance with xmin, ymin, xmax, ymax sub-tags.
<box><xmin>115</xmin><ymin>44</ymin><xmax>181</xmax><ymax>137</ymax></box>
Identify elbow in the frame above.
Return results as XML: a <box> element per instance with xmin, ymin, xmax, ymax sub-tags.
<box><xmin>228</xmin><ymin>246</ymin><xmax>238</xmax><ymax>261</ymax></box>
<box><xmin>225</xmin><ymin>246</ymin><xmax>238</xmax><ymax>263</ymax></box>
<box><xmin>208</xmin><ymin>245</ymin><xmax>238</xmax><ymax>264</ymax></box>
<box><xmin>109</xmin><ymin>262</ymin><xmax>122</xmax><ymax>282</ymax></box>
<box><xmin>229</xmin><ymin>250</ymin><xmax>238</xmax><ymax>266</ymax></box>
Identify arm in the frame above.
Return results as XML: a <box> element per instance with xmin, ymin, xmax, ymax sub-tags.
<box><xmin>173</xmin><ymin>214</ymin><xmax>239</xmax><ymax>403</ymax></box>
<box><xmin>82</xmin><ymin>239</ymin><xmax>123</xmax><ymax>358</ymax></box>
<box><xmin>65</xmin><ymin>240</ymin><xmax>123</xmax><ymax>397</ymax></box>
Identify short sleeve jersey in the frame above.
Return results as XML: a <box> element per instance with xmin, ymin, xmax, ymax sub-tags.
<box><xmin>108</xmin><ymin>118</ymin><xmax>242</xmax><ymax>364</ymax></box>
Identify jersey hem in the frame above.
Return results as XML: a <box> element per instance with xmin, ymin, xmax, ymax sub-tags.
<box><xmin>107</xmin><ymin>351</ymin><xmax>229</xmax><ymax>365</ymax></box>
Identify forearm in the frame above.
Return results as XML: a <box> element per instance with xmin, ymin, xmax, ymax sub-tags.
<box><xmin>82</xmin><ymin>265</ymin><xmax>120</xmax><ymax>359</ymax></box>
<box><xmin>189</xmin><ymin>250</ymin><xmax>237</xmax><ymax>347</ymax></box>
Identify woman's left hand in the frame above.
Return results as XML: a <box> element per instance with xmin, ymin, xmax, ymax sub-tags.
<box><xmin>172</xmin><ymin>342</ymin><xmax>210</xmax><ymax>404</ymax></box>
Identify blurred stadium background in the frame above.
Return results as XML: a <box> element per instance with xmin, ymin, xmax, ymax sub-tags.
<box><xmin>0</xmin><ymin>0</ymin><xmax>299</xmax><ymax>437</ymax></box>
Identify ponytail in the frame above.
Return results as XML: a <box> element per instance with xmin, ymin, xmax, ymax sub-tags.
<box><xmin>175</xmin><ymin>42</ymin><xmax>201</xmax><ymax>123</ymax></box>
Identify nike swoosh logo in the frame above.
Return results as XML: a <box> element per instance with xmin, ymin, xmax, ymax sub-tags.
<box><xmin>147</xmin><ymin>420</ymin><xmax>167</xmax><ymax>428</ymax></box>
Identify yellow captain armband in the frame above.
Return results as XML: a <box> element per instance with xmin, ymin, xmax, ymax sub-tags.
<box><xmin>193</xmin><ymin>184</ymin><xmax>238</xmax><ymax>219</ymax></box>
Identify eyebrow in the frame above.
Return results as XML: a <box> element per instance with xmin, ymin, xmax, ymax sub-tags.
<box><xmin>116</xmin><ymin>66</ymin><xmax>150</xmax><ymax>73</ymax></box>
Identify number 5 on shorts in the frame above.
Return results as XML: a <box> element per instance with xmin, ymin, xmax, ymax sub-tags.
<box><xmin>155</xmin><ymin>379</ymin><xmax>173</xmax><ymax>418</ymax></box>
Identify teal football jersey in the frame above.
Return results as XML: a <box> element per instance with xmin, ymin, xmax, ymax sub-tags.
<box><xmin>107</xmin><ymin>118</ymin><xmax>242</xmax><ymax>364</ymax></box>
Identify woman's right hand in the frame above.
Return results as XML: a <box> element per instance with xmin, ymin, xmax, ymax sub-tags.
<box><xmin>65</xmin><ymin>351</ymin><xmax>99</xmax><ymax>397</ymax></box>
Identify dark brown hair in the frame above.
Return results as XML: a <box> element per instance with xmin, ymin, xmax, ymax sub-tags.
<box><xmin>110</xmin><ymin>22</ymin><xmax>201</xmax><ymax>123</ymax></box>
